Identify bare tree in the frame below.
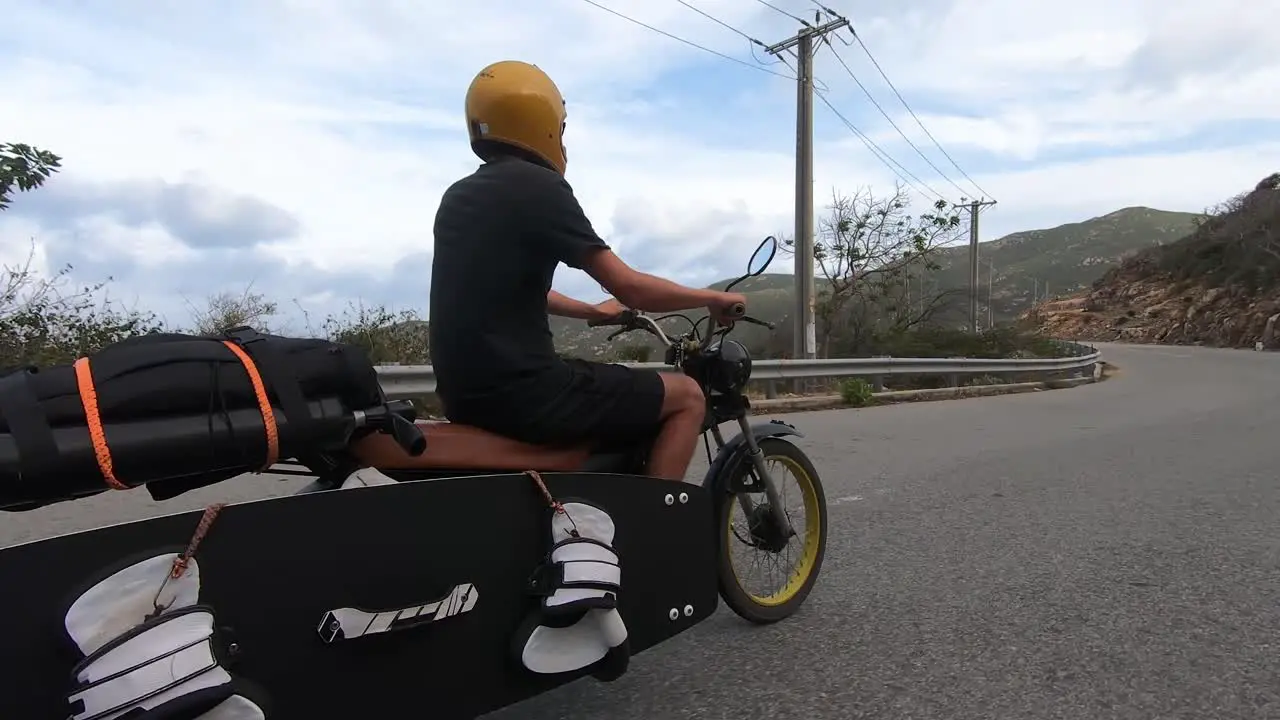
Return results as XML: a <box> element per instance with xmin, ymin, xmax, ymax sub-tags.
<box><xmin>783</xmin><ymin>183</ymin><xmax>964</xmax><ymax>355</ymax></box>
<box><xmin>186</xmin><ymin>285</ymin><xmax>279</xmax><ymax>336</ymax></box>
<box><xmin>0</xmin><ymin>241</ymin><xmax>164</xmax><ymax>368</ymax></box>
<box><xmin>312</xmin><ymin>301</ymin><xmax>430</xmax><ymax>365</ymax></box>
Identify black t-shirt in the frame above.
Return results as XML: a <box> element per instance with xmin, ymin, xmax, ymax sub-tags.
<box><xmin>429</xmin><ymin>155</ymin><xmax>609</xmax><ymax>418</ymax></box>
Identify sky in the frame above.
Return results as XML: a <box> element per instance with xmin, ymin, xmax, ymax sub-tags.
<box><xmin>2</xmin><ymin>0</ymin><xmax>1278</xmax><ymax>331</ymax></box>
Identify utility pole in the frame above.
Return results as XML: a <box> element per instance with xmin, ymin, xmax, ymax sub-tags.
<box><xmin>766</xmin><ymin>12</ymin><xmax>850</xmax><ymax>361</ymax></box>
<box><xmin>953</xmin><ymin>198</ymin><xmax>998</xmax><ymax>333</ymax></box>
<box><xmin>987</xmin><ymin>259</ymin><xmax>995</xmax><ymax>329</ymax></box>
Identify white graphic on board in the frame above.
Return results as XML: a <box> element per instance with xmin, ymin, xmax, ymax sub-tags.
<box><xmin>318</xmin><ymin>583</ymin><xmax>478</xmax><ymax>643</ymax></box>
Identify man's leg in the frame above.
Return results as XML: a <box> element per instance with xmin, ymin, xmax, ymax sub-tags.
<box><xmin>645</xmin><ymin>373</ymin><xmax>706</xmax><ymax>480</ymax></box>
<box><xmin>528</xmin><ymin>361</ymin><xmax>704</xmax><ymax>481</ymax></box>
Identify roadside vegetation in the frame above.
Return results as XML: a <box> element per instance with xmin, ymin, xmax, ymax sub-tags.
<box><xmin>2</xmin><ymin>143</ymin><xmax>1070</xmax><ymax>398</ymax></box>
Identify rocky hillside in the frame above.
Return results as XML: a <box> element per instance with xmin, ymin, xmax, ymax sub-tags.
<box><xmin>928</xmin><ymin>207</ymin><xmax>1200</xmax><ymax>325</ymax></box>
<box><xmin>1026</xmin><ymin>174</ymin><xmax>1280</xmax><ymax>348</ymax></box>
<box><xmin>553</xmin><ymin>206</ymin><xmax>1200</xmax><ymax>359</ymax></box>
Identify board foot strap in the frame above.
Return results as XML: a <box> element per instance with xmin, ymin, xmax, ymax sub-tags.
<box><xmin>512</xmin><ymin>495</ymin><xmax>631</xmax><ymax>682</ymax></box>
<box><xmin>63</xmin><ymin>553</ymin><xmax>268</xmax><ymax>720</ymax></box>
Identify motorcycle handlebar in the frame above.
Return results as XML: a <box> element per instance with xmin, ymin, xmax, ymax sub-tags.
<box><xmin>586</xmin><ymin>309</ymin><xmax>637</xmax><ymax>328</ymax></box>
<box><xmin>587</xmin><ymin>300</ymin><xmax>746</xmax><ymax>329</ymax></box>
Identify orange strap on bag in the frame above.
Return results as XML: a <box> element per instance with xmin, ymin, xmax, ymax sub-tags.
<box><xmin>73</xmin><ymin>340</ymin><xmax>280</xmax><ymax>491</ymax></box>
<box><xmin>219</xmin><ymin>340</ymin><xmax>280</xmax><ymax>470</ymax></box>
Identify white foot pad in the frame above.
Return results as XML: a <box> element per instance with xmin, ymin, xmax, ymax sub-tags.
<box><xmin>514</xmin><ymin>501</ymin><xmax>630</xmax><ymax>680</ymax></box>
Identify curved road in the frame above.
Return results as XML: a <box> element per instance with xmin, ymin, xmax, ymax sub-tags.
<box><xmin>3</xmin><ymin>343</ymin><xmax>1278</xmax><ymax>718</ymax></box>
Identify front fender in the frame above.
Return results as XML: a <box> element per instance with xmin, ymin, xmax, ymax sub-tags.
<box><xmin>701</xmin><ymin>419</ymin><xmax>804</xmax><ymax>496</ymax></box>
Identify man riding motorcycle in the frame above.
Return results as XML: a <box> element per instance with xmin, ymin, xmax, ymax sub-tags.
<box><xmin>429</xmin><ymin>60</ymin><xmax>748</xmax><ymax>481</ymax></box>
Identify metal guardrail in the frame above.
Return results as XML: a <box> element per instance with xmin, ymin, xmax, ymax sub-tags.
<box><xmin>374</xmin><ymin>343</ymin><xmax>1102</xmax><ymax>398</ymax></box>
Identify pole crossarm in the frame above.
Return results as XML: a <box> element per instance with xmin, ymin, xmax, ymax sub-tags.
<box><xmin>763</xmin><ymin>16</ymin><xmax>850</xmax><ymax>56</ymax></box>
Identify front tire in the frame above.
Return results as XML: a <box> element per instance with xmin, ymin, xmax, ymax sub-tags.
<box><xmin>715</xmin><ymin>437</ymin><xmax>827</xmax><ymax>624</ymax></box>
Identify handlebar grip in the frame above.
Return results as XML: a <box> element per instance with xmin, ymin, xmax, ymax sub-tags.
<box><xmin>725</xmin><ymin>302</ymin><xmax>747</xmax><ymax>319</ymax></box>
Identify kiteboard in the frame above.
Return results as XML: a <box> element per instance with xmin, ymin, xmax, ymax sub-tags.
<box><xmin>0</xmin><ymin>469</ymin><xmax>719</xmax><ymax>720</ymax></box>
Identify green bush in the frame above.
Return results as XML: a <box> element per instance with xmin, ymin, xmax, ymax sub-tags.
<box><xmin>839</xmin><ymin>378</ymin><xmax>874</xmax><ymax>407</ymax></box>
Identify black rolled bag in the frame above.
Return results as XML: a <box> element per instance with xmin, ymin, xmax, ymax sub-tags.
<box><xmin>0</xmin><ymin>326</ymin><xmax>386</xmax><ymax>512</ymax></box>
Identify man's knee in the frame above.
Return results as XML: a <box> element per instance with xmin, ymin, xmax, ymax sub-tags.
<box><xmin>659</xmin><ymin>373</ymin><xmax>704</xmax><ymax>416</ymax></box>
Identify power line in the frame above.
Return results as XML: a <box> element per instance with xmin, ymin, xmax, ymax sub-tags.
<box><xmin>824</xmin><ymin>42</ymin><xmax>972</xmax><ymax>199</ymax></box>
<box><xmin>753</xmin><ymin>0</ymin><xmax>810</xmax><ymax>25</ymax></box>
<box><xmin>815</xmin><ymin>92</ymin><xmax>944</xmax><ymax>201</ymax></box>
<box><xmin>809</xmin><ymin>1</ymin><xmax>994</xmax><ymax>200</ymax></box>
<box><xmin>581</xmin><ymin>0</ymin><xmax>947</xmax><ymax>204</ymax></box>
<box><xmin>675</xmin><ymin>0</ymin><xmax>758</xmax><ymax>44</ymax></box>
<box><xmin>673</xmin><ymin>0</ymin><xmax>787</xmax><ymax>68</ymax></box>
<box><xmin>852</xmin><ymin>33</ymin><xmax>993</xmax><ymax>201</ymax></box>
<box><xmin>579</xmin><ymin>0</ymin><xmax>795</xmax><ymax>79</ymax></box>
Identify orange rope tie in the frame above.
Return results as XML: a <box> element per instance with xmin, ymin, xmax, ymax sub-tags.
<box><xmin>151</xmin><ymin>503</ymin><xmax>227</xmax><ymax>613</ymax></box>
<box><xmin>525</xmin><ymin>470</ymin><xmax>579</xmax><ymax>537</ymax></box>
<box><xmin>220</xmin><ymin>340</ymin><xmax>280</xmax><ymax>470</ymax></box>
<box><xmin>171</xmin><ymin>503</ymin><xmax>225</xmax><ymax>579</ymax></box>
<box><xmin>73</xmin><ymin>340</ymin><xmax>281</xmax><ymax>492</ymax></box>
<box><xmin>73</xmin><ymin>357</ymin><xmax>128</xmax><ymax>491</ymax></box>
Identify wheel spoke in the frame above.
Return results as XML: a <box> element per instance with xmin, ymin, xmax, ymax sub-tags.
<box><xmin>724</xmin><ymin>450</ymin><xmax>821</xmax><ymax>605</ymax></box>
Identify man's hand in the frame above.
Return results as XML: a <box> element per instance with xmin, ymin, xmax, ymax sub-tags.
<box><xmin>591</xmin><ymin>298</ymin><xmax>628</xmax><ymax>324</ymax></box>
<box><xmin>707</xmin><ymin>292</ymin><xmax>748</xmax><ymax>325</ymax></box>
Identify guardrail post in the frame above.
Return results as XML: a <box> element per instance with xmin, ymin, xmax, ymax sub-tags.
<box><xmin>946</xmin><ymin>373</ymin><xmax>960</xmax><ymax>388</ymax></box>
<box><xmin>869</xmin><ymin>375</ymin><xmax>884</xmax><ymax>392</ymax></box>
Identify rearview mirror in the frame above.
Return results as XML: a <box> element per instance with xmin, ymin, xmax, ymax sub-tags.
<box><xmin>747</xmin><ymin>236</ymin><xmax>778</xmax><ymax>277</ymax></box>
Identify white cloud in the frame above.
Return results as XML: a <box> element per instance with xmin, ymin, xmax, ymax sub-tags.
<box><xmin>0</xmin><ymin>0</ymin><xmax>1277</xmax><ymax>328</ymax></box>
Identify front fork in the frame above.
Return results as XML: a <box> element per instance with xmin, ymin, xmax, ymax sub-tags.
<box><xmin>710</xmin><ymin>419</ymin><xmax>796</xmax><ymax>539</ymax></box>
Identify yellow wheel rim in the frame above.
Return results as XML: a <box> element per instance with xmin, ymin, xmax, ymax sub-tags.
<box><xmin>724</xmin><ymin>454</ymin><xmax>822</xmax><ymax>607</ymax></box>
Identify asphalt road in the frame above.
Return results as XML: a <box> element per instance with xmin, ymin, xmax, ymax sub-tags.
<box><xmin>4</xmin><ymin>343</ymin><xmax>1279</xmax><ymax>719</ymax></box>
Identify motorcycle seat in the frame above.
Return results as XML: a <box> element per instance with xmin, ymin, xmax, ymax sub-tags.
<box><xmin>351</xmin><ymin>420</ymin><xmax>609</xmax><ymax>472</ymax></box>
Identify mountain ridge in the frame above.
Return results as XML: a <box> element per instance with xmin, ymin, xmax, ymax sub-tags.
<box><xmin>552</xmin><ymin>205</ymin><xmax>1203</xmax><ymax>358</ymax></box>
<box><xmin>1026</xmin><ymin>174</ymin><xmax>1280</xmax><ymax>348</ymax></box>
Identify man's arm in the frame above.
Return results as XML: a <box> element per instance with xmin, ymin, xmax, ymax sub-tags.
<box><xmin>526</xmin><ymin>166</ymin><xmax>732</xmax><ymax>313</ymax></box>
<box><xmin>547</xmin><ymin>290</ymin><xmax>608</xmax><ymax>320</ymax></box>
<box><xmin>581</xmin><ymin>249</ymin><xmax>721</xmax><ymax>312</ymax></box>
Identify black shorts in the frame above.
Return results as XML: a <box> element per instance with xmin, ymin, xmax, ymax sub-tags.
<box><xmin>447</xmin><ymin>359</ymin><xmax>666</xmax><ymax>450</ymax></box>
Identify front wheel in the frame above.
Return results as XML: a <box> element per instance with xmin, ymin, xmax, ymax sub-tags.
<box><xmin>715</xmin><ymin>437</ymin><xmax>827</xmax><ymax>624</ymax></box>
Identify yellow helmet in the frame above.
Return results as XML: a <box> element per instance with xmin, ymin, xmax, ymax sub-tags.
<box><xmin>465</xmin><ymin>61</ymin><xmax>569</xmax><ymax>175</ymax></box>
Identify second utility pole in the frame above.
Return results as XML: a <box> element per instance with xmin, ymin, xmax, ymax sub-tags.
<box><xmin>766</xmin><ymin>13</ymin><xmax>849</xmax><ymax>361</ymax></box>
<box><xmin>955</xmin><ymin>198</ymin><xmax>998</xmax><ymax>333</ymax></box>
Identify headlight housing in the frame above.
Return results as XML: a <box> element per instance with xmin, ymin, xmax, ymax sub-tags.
<box><xmin>706</xmin><ymin>340</ymin><xmax>753</xmax><ymax>394</ymax></box>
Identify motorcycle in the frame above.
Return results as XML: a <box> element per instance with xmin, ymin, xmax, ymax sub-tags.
<box><xmin>0</xmin><ymin>236</ymin><xmax>827</xmax><ymax>719</ymax></box>
<box><xmin>340</xmin><ymin>233</ymin><xmax>828</xmax><ymax>625</ymax></box>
